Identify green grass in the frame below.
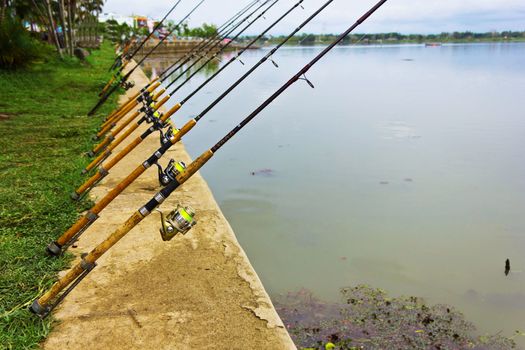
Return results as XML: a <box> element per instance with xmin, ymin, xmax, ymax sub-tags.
<box><xmin>0</xmin><ymin>43</ymin><xmax>120</xmax><ymax>349</ymax></box>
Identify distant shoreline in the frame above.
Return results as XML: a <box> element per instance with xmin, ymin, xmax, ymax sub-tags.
<box><xmin>238</xmin><ymin>31</ymin><xmax>525</xmax><ymax>47</ymax></box>
<box><xmin>258</xmin><ymin>38</ymin><xmax>525</xmax><ymax>47</ymax></box>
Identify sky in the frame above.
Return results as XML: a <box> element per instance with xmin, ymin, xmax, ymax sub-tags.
<box><xmin>102</xmin><ymin>0</ymin><xmax>525</xmax><ymax>34</ymax></box>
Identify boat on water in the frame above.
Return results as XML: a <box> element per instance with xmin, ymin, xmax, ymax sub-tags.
<box><xmin>425</xmin><ymin>42</ymin><xmax>442</xmax><ymax>47</ymax></box>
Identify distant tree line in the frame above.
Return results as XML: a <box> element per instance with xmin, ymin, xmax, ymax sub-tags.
<box><xmin>102</xmin><ymin>20</ymin><xmax>217</xmax><ymax>45</ymax></box>
<box><xmin>241</xmin><ymin>31</ymin><xmax>525</xmax><ymax>46</ymax></box>
<box><xmin>168</xmin><ymin>22</ymin><xmax>217</xmax><ymax>38</ymax></box>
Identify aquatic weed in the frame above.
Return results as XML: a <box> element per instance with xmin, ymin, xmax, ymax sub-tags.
<box><xmin>275</xmin><ymin>285</ymin><xmax>515</xmax><ymax>349</ymax></box>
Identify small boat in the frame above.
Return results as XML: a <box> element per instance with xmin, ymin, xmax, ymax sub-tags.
<box><xmin>425</xmin><ymin>42</ymin><xmax>442</xmax><ymax>47</ymax></box>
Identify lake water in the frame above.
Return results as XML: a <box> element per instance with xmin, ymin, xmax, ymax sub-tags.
<box><xmin>146</xmin><ymin>43</ymin><xmax>525</xmax><ymax>343</ymax></box>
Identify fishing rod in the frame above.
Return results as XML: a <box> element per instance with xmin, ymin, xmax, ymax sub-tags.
<box><xmin>98</xmin><ymin>0</ymin><xmax>201</xmax><ymax>97</ymax></box>
<box><xmin>153</xmin><ymin>0</ymin><xmax>260</xmax><ymax>84</ymax></box>
<box><xmin>98</xmin><ymin>1</ymin><xmax>260</xmax><ymax>136</ymax></box>
<box><xmin>87</xmin><ymin>0</ymin><xmax>206</xmax><ymax>116</ymax></box>
<box><xmin>54</xmin><ymin>0</ymin><xmax>362</xmax><ymax>246</ymax></box>
<box><xmin>82</xmin><ymin>0</ymin><xmax>275</xmax><ymax>176</ymax></box>
<box><xmin>104</xmin><ymin>0</ymin><xmax>255</xmax><ymax>98</ymax></box>
<box><xmin>95</xmin><ymin>0</ymin><xmax>262</xmax><ymax>124</ymax></box>
<box><xmin>84</xmin><ymin>0</ymin><xmax>276</xmax><ymax>167</ymax></box>
<box><xmin>93</xmin><ymin>0</ymin><xmax>272</xmax><ymax>143</ymax></box>
<box><xmin>101</xmin><ymin>0</ymin><xmax>184</xmax><ymax>95</ymax></box>
<box><xmin>111</xmin><ymin>0</ymin><xmax>184</xmax><ymax>72</ymax></box>
<box><xmin>96</xmin><ymin>0</ymin><xmax>261</xmax><ymax>139</ymax></box>
<box><xmin>69</xmin><ymin>0</ymin><xmax>311</xmax><ymax>204</ymax></box>
<box><xmin>160</xmin><ymin>0</ymin><xmax>276</xmax><ymax>94</ymax></box>
<box><xmin>84</xmin><ymin>1</ymin><xmax>272</xmax><ymax>173</ymax></box>
<box><xmin>58</xmin><ymin>0</ymin><xmax>302</xmax><ymax>252</ymax></box>
<box><xmin>98</xmin><ymin>0</ymin><xmax>279</xmax><ymax>142</ymax></box>
<box><xmin>32</xmin><ymin>0</ymin><xmax>389</xmax><ymax>317</ymax></box>
<box><xmin>96</xmin><ymin>0</ymin><xmax>203</xmax><ymax>102</ymax></box>
<box><xmin>109</xmin><ymin>39</ymin><xmax>135</xmax><ymax>71</ymax></box>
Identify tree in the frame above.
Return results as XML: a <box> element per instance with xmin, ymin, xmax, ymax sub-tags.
<box><xmin>43</xmin><ymin>0</ymin><xmax>63</xmax><ymax>57</ymax></box>
<box><xmin>1</xmin><ymin>0</ymin><xmax>106</xmax><ymax>58</ymax></box>
<box><xmin>57</xmin><ymin>0</ymin><xmax>68</xmax><ymax>53</ymax></box>
<box><xmin>103</xmin><ymin>19</ymin><xmax>133</xmax><ymax>44</ymax></box>
<box><xmin>175</xmin><ymin>22</ymin><xmax>217</xmax><ymax>38</ymax></box>
<box><xmin>164</xmin><ymin>19</ymin><xmax>179</xmax><ymax>36</ymax></box>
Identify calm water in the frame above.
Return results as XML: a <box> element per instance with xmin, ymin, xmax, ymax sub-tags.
<box><xmin>149</xmin><ymin>43</ymin><xmax>525</xmax><ymax>342</ymax></box>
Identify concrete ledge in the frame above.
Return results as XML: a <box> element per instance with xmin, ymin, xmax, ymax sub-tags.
<box><xmin>43</xmin><ymin>62</ymin><xmax>295</xmax><ymax>349</ymax></box>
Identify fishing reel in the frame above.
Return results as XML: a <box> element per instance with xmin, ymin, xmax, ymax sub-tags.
<box><xmin>137</xmin><ymin>90</ymin><xmax>153</xmax><ymax>105</ymax></box>
<box><xmin>138</xmin><ymin>101</ymin><xmax>158</xmax><ymax>118</ymax></box>
<box><xmin>143</xmin><ymin>109</ymin><xmax>163</xmax><ymax>125</ymax></box>
<box><xmin>156</xmin><ymin>158</ymin><xmax>186</xmax><ymax>186</ymax></box>
<box><xmin>120</xmin><ymin>80</ymin><xmax>135</xmax><ymax>90</ymax></box>
<box><xmin>156</xmin><ymin>205</ymin><xmax>196</xmax><ymax>241</ymax></box>
<box><xmin>143</xmin><ymin>109</ymin><xmax>173</xmax><ymax>136</ymax></box>
<box><xmin>158</xmin><ymin>124</ymin><xmax>178</xmax><ymax>144</ymax></box>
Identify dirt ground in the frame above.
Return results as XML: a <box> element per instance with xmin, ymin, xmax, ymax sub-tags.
<box><xmin>43</xmin><ymin>65</ymin><xmax>295</xmax><ymax>349</ymax></box>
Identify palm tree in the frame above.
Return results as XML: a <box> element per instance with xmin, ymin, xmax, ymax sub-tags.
<box><xmin>43</xmin><ymin>0</ymin><xmax>64</xmax><ymax>57</ymax></box>
<box><xmin>0</xmin><ymin>0</ymin><xmax>8</xmax><ymax>23</ymax></box>
<box><xmin>2</xmin><ymin>0</ymin><xmax>105</xmax><ymax>58</ymax></box>
<box><xmin>57</xmin><ymin>0</ymin><xmax>69</xmax><ymax>53</ymax></box>
<box><xmin>66</xmin><ymin>0</ymin><xmax>79</xmax><ymax>53</ymax></box>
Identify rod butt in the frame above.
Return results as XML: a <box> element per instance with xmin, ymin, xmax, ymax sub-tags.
<box><xmin>46</xmin><ymin>241</ymin><xmax>62</xmax><ymax>257</ymax></box>
<box><xmin>29</xmin><ymin>299</ymin><xmax>50</xmax><ymax>318</ymax></box>
<box><xmin>70</xmin><ymin>191</ymin><xmax>80</xmax><ymax>201</ymax></box>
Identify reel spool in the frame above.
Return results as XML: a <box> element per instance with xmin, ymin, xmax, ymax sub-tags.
<box><xmin>147</xmin><ymin>110</ymin><xmax>163</xmax><ymax>124</ymax></box>
<box><xmin>156</xmin><ymin>205</ymin><xmax>196</xmax><ymax>241</ymax></box>
<box><xmin>158</xmin><ymin>124</ymin><xmax>178</xmax><ymax>145</ymax></box>
<box><xmin>156</xmin><ymin>159</ymin><xmax>186</xmax><ymax>186</ymax></box>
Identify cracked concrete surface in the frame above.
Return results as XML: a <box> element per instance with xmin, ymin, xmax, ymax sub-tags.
<box><xmin>43</xmin><ymin>63</ymin><xmax>296</xmax><ymax>350</ymax></box>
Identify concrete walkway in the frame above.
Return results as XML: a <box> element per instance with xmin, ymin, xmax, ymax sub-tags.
<box><xmin>43</xmin><ymin>64</ymin><xmax>295</xmax><ymax>349</ymax></box>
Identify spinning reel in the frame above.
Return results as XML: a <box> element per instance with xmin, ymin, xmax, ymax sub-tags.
<box><xmin>156</xmin><ymin>158</ymin><xmax>186</xmax><ymax>186</ymax></box>
<box><xmin>137</xmin><ymin>90</ymin><xmax>154</xmax><ymax>105</ymax></box>
<box><xmin>137</xmin><ymin>102</ymin><xmax>162</xmax><ymax>126</ymax></box>
<box><xmin>139</xmin><ymin>101</ymin><xmax>158</xmax><ymax>116</ymax></box>
<box><xmin>156</xmin><ymin>205</ymin><xmax>196</xmax><ymax>241</ymax></box>
<box><xmin>120</xmin><ymin>80</ymin><xmax>135</xmax><ymax>90</ymax></box>
<box><xmin>144</xmin><ymin>109</ymin><xmax>163</xmax><ymax>125</ymax></box>
<box><xmin>158</xmin><ymin>121</ymin><xmax>179</xmax><ymax>143</ymax></box>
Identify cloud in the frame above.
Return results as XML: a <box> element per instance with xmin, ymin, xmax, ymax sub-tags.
<box><xmin>102</xmin><ymin>0</ymin><xmax>525</xmax><ymax>33</ymax></box>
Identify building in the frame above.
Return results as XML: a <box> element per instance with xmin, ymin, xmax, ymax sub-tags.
<box><xmin>99</xmin><ymin>12</ymin><xmax>135</xmax><ymax>27</ymax></box>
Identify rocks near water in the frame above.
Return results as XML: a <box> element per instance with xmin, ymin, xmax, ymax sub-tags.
<box><xmin>74</xmin><ymin>48</ymin><xmax>90</xmax><ymax>61</ymax></box>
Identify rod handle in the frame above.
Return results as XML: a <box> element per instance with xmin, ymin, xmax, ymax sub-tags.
<box><xmin>160</xmin><ymin>102</ymin><xmax>181</xmax><ymax>122</ymax></box>
<box><xmin>155</xmin><ymin>95</ymin><xmax>170</xmax><ymax>111</ymax></box>
<box><xmin>147</xmin><ymin>80</ymin><xmax>161</xmax><ymax>93</ymax></box>
<box><xmin>153</xmin><ymin>88</ymin><xmax>166</xmax><ymax>101</ymax></box>
<box><xmin>176</xmin><ymin>149</ymin><xmax>214</xmax><ymax>184</ymax></box>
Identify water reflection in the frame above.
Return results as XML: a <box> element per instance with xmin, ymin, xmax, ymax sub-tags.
<box><xmin>141</xmin><ymin>43</ymin><xmax>525</xmax><ymax>345</ymax></box>
<box><xmin>141</xmin><ymin>53</ymin><xmax>222</xmax><ymax>89</ymax></box>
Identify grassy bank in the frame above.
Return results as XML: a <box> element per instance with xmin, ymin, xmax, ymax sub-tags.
<box><xmin>0</xmin><ymin>43</ymin><xmax>119</xmax><ymax>349</ymax></box>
